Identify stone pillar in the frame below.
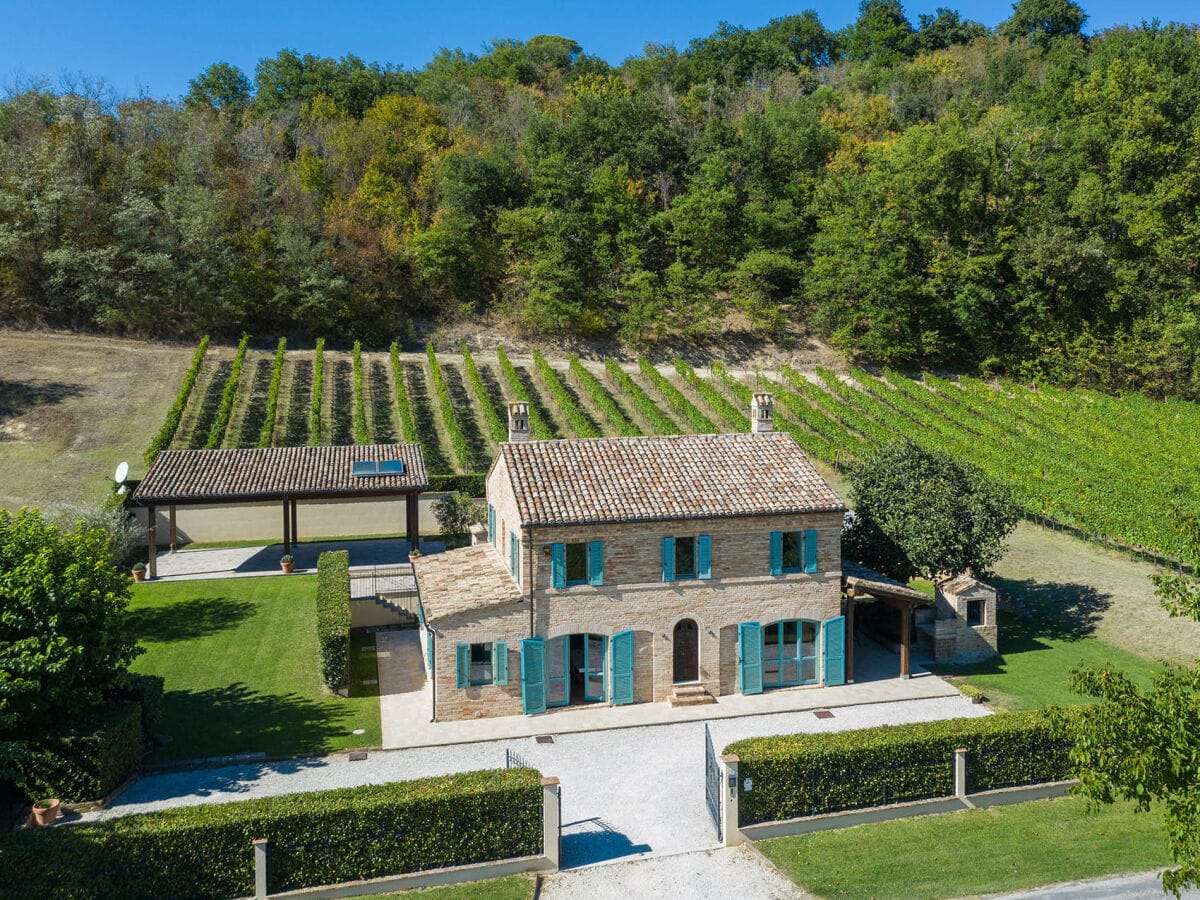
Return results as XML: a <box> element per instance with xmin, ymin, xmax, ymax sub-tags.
<box><xmin>721</xmin><ymin>754</ymin><xmax>742</xmax><ymax>847</ymax></box>
<box><xmin>168</xmin><ymin>505</ymin><xmax>177</xmax><ymax>552</ymax></box>
<box><xmin>954</xmin><ymin>747</ymin><xmax>968</xmax><ymax>798</ymax></box>
<box><xmin>252</xmin><ymin>838</ymin><xmax>269</xmax><ymax>898</ymax></box>
<box><xmin>541</xmin><ymin>777</ymin><xmax>561</xmax><ymax>870</ymax></box>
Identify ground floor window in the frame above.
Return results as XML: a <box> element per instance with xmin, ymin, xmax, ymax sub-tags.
<box><xmin>762</xmin><ymin>620</ymin><xmax>818</xmax><ymax>689</ymax></box>
<box><xmin>469</xmin><ymin>642</ymin><xmax>493</xmax><ymax>685</ymax></box>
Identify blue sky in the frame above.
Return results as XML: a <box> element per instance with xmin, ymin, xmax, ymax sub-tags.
<box><xmin>2</xmin><ymin>0</ymin><xmax>1197</xmax><ymax>100</ymax></box>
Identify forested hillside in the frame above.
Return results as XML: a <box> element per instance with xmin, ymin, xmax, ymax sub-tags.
<box><xmin>2</xmin><ymin>0</ymin><xmax>1199</xmax><ymax>398</ymax></box>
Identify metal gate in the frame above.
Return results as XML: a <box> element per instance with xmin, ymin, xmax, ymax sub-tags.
<box><xmin>704</xmin><ymin>722</ymin><xmax>723</xmax><ymax>842</ymax></box>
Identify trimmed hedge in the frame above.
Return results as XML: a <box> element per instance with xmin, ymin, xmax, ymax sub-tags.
<box><xmin>256</xmin><ymin>337</ymin><xmax>287</xmax><ymax>448</ymax></box>
<box><xmin>727</xmin><ymin>710</ymin><xmax>1074</xmax><ymax>826</ymax></box>
<box><xmin>123</xmin><ymin>673</ymin><xmax>165</xmax><ymax>736</ymax></box>
<box><xmin>315</xmin><ymin>550</ymin><xmax>351</xmax><ymax>689</ymax></box>
<box><xmin>17</xmin><ymin>700</ymin><xmax>143</xmax><ymax>803</ymax></box>
<box><xmin>204</xmin><ymin>334</ymin><xmax>250</xmax><ymax>449</ymax></box>
<box><xmin>0</xmin><ymin>768</ymin><xmax>542</xmax><ymax>899</ymax></box>
<box><xmin>308</xmin><ymin>337</ymin><xmax>325</xmax><ymax>446</ymax></box>
<box><xmin>429</xmin><ymin>473</ymin><xmax>486</xmax><ymax>496</ymax></box>
<box><xmin>145</xmin><ymin>336</ymin><xmax>209</xmax><ymax>466</ymax></box>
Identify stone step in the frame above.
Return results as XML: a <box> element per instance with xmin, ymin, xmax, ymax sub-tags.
<box><xmin>672</xmin><ymin>684</ymin><xmax>709</xmax><ymax>696</ymax></box>
<box><xmin>669</xmin><ymin>693</ymin><xmax>717</xmax><ymax>708</ymax></box>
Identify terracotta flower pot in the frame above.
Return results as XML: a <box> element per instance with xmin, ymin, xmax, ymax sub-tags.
<box><xmin>32</xmin><ymin>799</ymin><xmax>61</xmax><ymax>827</ymax></box>
<box><xmin>281</xmin><ymin>561</ymin><xmax>294</xmax><ymax>574</ymax></box>
<box><xmin>131</xmin><ymin>568</ymin><xmax>146</xmax><ymax>582</ymax></box>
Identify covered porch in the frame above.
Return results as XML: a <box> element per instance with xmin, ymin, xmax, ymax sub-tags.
<box><xmin>842</xmin><ymin>562</ymin><xmax>935</xmax><ymax>681</ymax></box>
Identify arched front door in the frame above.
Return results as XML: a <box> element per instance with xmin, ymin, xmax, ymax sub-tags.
<box><xmin>673</xmin><ymin>619</ymin><xmax>699</xmax><ymax>683</ymax></box>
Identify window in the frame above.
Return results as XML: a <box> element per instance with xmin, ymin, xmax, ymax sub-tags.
<box><xmin>770</xmin><ymin>529</ymin><xmax>819</xmax><ymax>575</ymax></box>
<box><xmin>565</xmin><ymin>542</ymin><xmax>588</xmax><ymax>585</ymax></box>
<box><xmin>782</xmin><ymin>532</ymin><xmax>802</xmax><ymax>573</ymax></box>
<box><xmin>675</xmin><ymin>536</ymin><xmax>696</xmax><ymax>579</ymax></box>
<box><xmin>469</xmin><ymin>643</ymin><xmax>493</xmax><ymax>685</ymax></box>
<box><xmin>967</xmin><ymin>599</ymin><xmax>984</xmax><ymax>627</ymax></box>
<box><xmin>662</xmin><ymin>535</ymin><xmax>711</xmax><ymax>581</ymax></box>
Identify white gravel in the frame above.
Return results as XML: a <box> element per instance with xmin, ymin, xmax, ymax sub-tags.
<box><xmin>87</xmin><ymin>696</ymin><xmax>987</xmax><ymax>869</ymax></box>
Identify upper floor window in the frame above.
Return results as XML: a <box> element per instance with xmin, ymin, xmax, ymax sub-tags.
<box><xmin>662</xmin><ymin>535</ymin><xmax>711</xmax><ymax>582</ymax></box>
<box><xmin>550</xmin><ymin>541</ymin><xmax>604</xmax><ymax>588</ymax></box>
<box><xmin>770</xmin><ymin>529</ymin><xmax>818</xmax><ymax>576</ymax></box>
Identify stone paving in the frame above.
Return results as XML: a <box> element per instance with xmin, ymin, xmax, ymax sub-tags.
<box><xmin>147</xmin><ymin>537</ymin><xmax>443</xmax><ymax>581</ymax></box>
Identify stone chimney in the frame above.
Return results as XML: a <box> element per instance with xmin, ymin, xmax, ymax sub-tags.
<box><xmin>508</xmin><ymin>402</ymin><xmax>530</xmax><ymax>442</ymax></box>
<box><xmin>750</xmin><ymin>392</ymin><xmax>774</xmax><ymax>434</ymax></box>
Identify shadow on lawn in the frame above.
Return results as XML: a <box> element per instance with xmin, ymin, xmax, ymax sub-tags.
<box><xmin>128</xmin><ymin>596</ymin><xmax>256</xmax><ymax>643</ymax></box>
<box><xmin>992</xmin><ymin>576</ymin><xmax>1113</xmax><ymax>641</ymax></box>
<box><xmin>154</xmin><ymin>682</ymin><xmax>357</xmax><ymax>771</ymax></box>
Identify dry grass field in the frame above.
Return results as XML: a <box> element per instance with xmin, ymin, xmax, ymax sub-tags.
<box><xmin>0</xmin><ymin>330</ymin><xmax>191</xmax><ymax>512</ymax></box>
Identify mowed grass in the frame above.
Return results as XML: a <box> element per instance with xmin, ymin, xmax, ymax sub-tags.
<box><xmin>928</xmin><ymin>610</ymin><xmax>1164</xmax><ymax>711</ymax></box>
<box><xmin>128</xmin><ymin>575</ymin><xmax>380</xmax><ymax>762</ymax></box>
<box><xmin>759</xmin><ymin>796</ymin><xmax>1170</xmax><ymax>899</ymax></box>
<box><xmin>375</xmin><ymin>876</ymin><xmax>534</xmax><ymax>899</ymax></box>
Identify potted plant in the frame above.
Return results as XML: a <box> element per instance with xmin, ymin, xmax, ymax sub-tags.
<box><xmin>131</xmin><ymin>562</ymin><xmax>147</xmax><ymax>582</ymax></box>
<box><xmin>32</xmin><ymin>798</ymin><xmax>61</xmax><ymax>827</ymax></box>
<box><xmin>408</xmin><ymin>549</ymin><xmax>422</xmax><ymax>560</ymax></box>
<box><xmin>280</xmin><ymin>554</ymin><xmax>294</xmax><ymax>574</ymax></box>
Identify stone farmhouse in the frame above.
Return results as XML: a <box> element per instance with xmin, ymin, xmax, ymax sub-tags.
<box><xmin>412</xmin><ymin>394</ymin><xmax>858</xmax><ymax>722</ymax></box>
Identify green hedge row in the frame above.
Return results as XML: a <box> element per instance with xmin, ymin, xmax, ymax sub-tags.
<box><xmin>315</xmin><ymin>550</ymin><xmax>351</xmax><ymax>689</ymax></box>
<box><xmin>204</xmin><ymin>334</ymin><xmax>250</xmax><ymax>449</ymax></box>
<box><xmin>256</xmin><ymin>337</ymin><xmax>287</xmax><ymax>448</ymax></box>
<box><xmin>674</xmin><ymin>359</ymin><xmax>748</xmax><ymax>430</ymax></box>
<box><xmin>533</xmin><ymin>350</ymin><xmax>601</xmax><ymax>438</ymax></box>
<box><xmin>727</xmin><ymin>710</ymin><xmax>1074</xmax><ymax>825</ymax></box>
<box><xmin>0</xmin><ymin>768</ymin><xmax>543</xmax><ymax>899</ymax></box>
<box><xmin>570</xmin><ymin>356</ymin><xmax>639</xmax><ymax>436</ymax></box>
<box><xmin>496</xmin><ymin>347</ymin><xmax>552</xmax><ymax>439</ymax></box>
<box><xmin>17</xmin><ymin>700</ymin><xmax>143</xmax><ymax>804</ymax></box>
<box><xmin>426</xmin><ymin>342</ymin><xmax>470</xmax><ymax>469</ymax></box>
<box><xmin>308</xmin><ymin>337</ymin><xmax>325</xmax><ymax>446</ymax></box>
<box><xmin>145</xmin><ymin>336</ymin><xmax>209</xmax><ymax>466</ymax></box>
<box><xmin>462</xmin><ymin>344</ymin><xmax>507</xmax><ymax>443</ymax></box>
<box><xmin>604</xmin><ymin>358</ymin><xmax>680</xmax><ymax>435</ymax></box>
<box><xmin>352</xmin><ymin>341</ymin><xmax>370</xmax><ymax>445</ymax></box>
<box><xmin>389</xmin><ymin>340</ymin><xmax>418</xmax><ymax>443</ymax></box>
<box><xmin>637</xmin><ymin>357</ymin><xmax>718</xmax><ymax>433</ymax></box>
<box><xmin>428</xmin><ymin>473</ymin><xmax>486</xmax><ymax>496</ymax></box>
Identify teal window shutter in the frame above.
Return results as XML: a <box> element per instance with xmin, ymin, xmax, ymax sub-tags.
<box><xmin>822</xmin><ymin>617</ymin><xmax>845</xmax><ymax>686</ymax></box>
<box><xmin>515</xmin><ymin>536</ymin><xmax>521</xmax><ymax>584</ymax></box>
<box><xmin>738</xmin><ymin>622</ymin><xmax>763</xmax><ymax>695</ymax></box>
<box><xmin>610</xmin><ymin>630</ymin><xmax>634</xmax><ymax>704</ymax></box>
<box><xmin>769</xmin><ymin>531</ymin><xmax>783</xmax><ymax>576</ymax></box>
<box><xmin>589</xmin><ymin>540</ymin><xmax>604</xmax><ymax>586</ymax></box>
<box><xmin>494</xmin><ymin>641</ymin><xmax>509</xmax><ymax>685</ymax></box>
<box><xmin>550</xmin><ymin>543</ymin><xmax>566</xmax><ymax>588</ymax></box>
<box><xmin>804</xmin><ymin>528</ymin><xmax>818</xmax><ymax>573</ymax></box>
<box><xmin>662</xmin><ymin>537</ymin><xmax>675</xmax><ymax>582</ymax></box>
<box><xmin>488</xmin><ymin>504</ymin><xmax>495</xmax><ymax>545</ymax></box>
<box><xmin>697</xmin><ymin>534</ymin><xmax>712</xmax><ymax>580</ymax></box>
<box><xmin>455</xmin><ymin>643</ymin><xmax>469</xmax><ymax>689</ymax></box>
<box><xmin>520</xmin><ymin>638</ymin><xmax>546</xmax><ymax>714</ymax></box>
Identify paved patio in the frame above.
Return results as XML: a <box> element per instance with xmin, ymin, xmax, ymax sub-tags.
<box><xmin>146</xmin><ymin>538</ymin><xmax>445</xmax><ymax>581</ymax></box>
<box><xmin>374</xmin><ymin>630</ymin><xmax>965</xmax><ymax>749</ymax></box>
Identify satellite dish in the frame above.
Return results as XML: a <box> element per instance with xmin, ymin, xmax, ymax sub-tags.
<box><xmin>114</xmin><ymin>461</ymin><xmax>129</xmax><ymax>484</ymax></box>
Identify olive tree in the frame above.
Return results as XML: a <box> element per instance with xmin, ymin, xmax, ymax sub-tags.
<box><xmin>432</xmin><ymin>491</ymin><xmax>483</xmax><ymax>548</ymax></box>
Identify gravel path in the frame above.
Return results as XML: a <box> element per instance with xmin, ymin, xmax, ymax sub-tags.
<box><xmin>86</xmin><ymin>696</ymin><xmax>986</xmax><ymax>869</ymax></box>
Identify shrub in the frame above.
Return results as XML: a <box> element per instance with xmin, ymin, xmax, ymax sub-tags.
<box><xmin>17</xmin><ymin>700</ymin><xmax>143</xmax><ymax>803</ymax></box>
<box><xmin>727</xmin><ymin>710</ymin><xmax>1074</xmax><ymax>825</ymax></box>
<box><xmin>428</xmin><ymin>473</ymin><xmax>486</xmax><ymax>496</ymax></box>
<box><xmin>533</xmin><ymin>350</ymin><xmax>601</xmax><ymax>437</ymax></box>
<box><xmin>604</xmin><ymin>358</ymin><xmax>680</xmax><ymax>435</ymax></box>
<box><xmin>204</xmin><ymin>334</ymin><xmax>250</xmax><ymax>449</ymax></box>
<box><xmin>145</xmin><ymin>336</ymin><xmax>209</xmax><ymax>466</ymax></box>
<box><xmin>309</xmin><ymin>338</ymin><xmax>325</xmax><ymax>446</ymax></box>
<box><xmin>315</xmin><ymin>550</ymin><xmax>351</xmax><ymax>689</ymax></box>
<box><xmin>122</xmin><ymin>673</ymin><xmax>165</xmax><ymax>735</ymax></box>
<box><xmin>352</xmin><ymin>341</ymin><xmax>369</xmax><ymax>444</ymax></box>
<box><xmin>390</xmin><ymin>340</ymin><xmax>418</xmax><ymax>443</ymax></box>
<box><xmin>0</xmin><ymin>768</ymin><xmax>542</xmax><ymax>898</ymax></box>
<box><xmin>570</xmin><ymin>356</ymin><xmax>639</xmax><ymax>436</ymax></box>
<box><xmin>256</xmin><ymin>337</ymin><xmax>287</xmax><ymax>448</ymax></box>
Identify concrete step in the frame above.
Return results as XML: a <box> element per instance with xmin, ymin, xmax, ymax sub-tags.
<box><xmin>669</xmin><ymin>685</ymin><xmax>716</xmax><ymax>707</ymax></box>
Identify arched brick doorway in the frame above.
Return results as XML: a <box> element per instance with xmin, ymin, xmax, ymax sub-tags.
<box><xmin>673</xmin><ymin>618</ymin><xmax>699</xmax><ymax>683</ymax></box>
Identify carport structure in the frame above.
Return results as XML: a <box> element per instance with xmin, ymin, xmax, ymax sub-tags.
<box><xmin>842</xmin><ymin>562</ymin><xmax>933</xmax><ymax>680</ymax></box>
<box><xmin>132</xmin><ymin>444</ymin><xmax>428</xmax><ymax>578</ymax></box>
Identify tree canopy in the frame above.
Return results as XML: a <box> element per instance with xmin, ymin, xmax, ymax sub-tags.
<box><xmin>843</xmin><ymin>441</ymin><xmax>1019</xmax><ymax>581</ymax></box>
<box><xmin>2</xmin><ymin>7</ymin><xmax>1200</xmax><ymax>399</ymax></box>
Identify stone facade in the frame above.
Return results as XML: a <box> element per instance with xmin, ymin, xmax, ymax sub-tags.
<box><xmin>926</xmin><ymin>576</ymin><xmax>999</xmax><ymax>663</ymax></box>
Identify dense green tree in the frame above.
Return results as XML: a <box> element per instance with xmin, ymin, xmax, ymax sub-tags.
<box><xmin>842</xmin><ymin>0</ymin><xmax>917</xmax><ymax>66</ymax></box>
<box><xmin>184</xmin><ymin>62</ymin><xmax>252</xmax><ymax>115</ymax></box>
<box><xmin>914</xmin><ymin>8</ymin><xmax>990</xmax><ymax>52</ymax></box>
<box><xmin>1002</xmin><ymin>0</ymin><xmax>1087</xmax><ymax>48</ymax></box>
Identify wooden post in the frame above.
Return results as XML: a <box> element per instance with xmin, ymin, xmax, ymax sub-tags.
<box><xmin>845</xmin><ymin>595</ymin><xmax>856</xmax><ymax>684</ymax></box>
<box><xmin>282</xmin><ymin>499</ymin><xmax>291</xmax><ymax>555</ymax></box>
<box><xmin>290</xmin><ymin>499</ymin><xmax>298</xmax><ymax>547</ymax></box>
<box><xmin>147</xmin><ymin>505</ymin><xmax>157</xmax><ymax>579</ymax></box>
<box><xmin>168</xmin><ymin>505</ymin><xmax>177</xmax><ymax>552</ymax></box>
<box><xmin>407</xmin><ymin>493</ymin><xmax>420</xmax><ymax>552</ymax></box>
<box><xmin>900</xmin><ymin>602</ymin><xmax>911</xmax><ymax>679</ymax></box>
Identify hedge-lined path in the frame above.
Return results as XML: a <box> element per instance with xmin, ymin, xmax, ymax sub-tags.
<box><xmin>144</xmin><ymin>538</ymin><xmax>444</xmax><ymax>581</ymax></box>
<box><xmin>82</xmin><ymin>694</ymin><xmax>985</xmax><ymax>871</ymax></box>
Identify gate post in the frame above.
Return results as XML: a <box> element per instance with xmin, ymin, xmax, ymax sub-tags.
<box><xmin>954</xmin><ymin>748</ymin><xmax>968</xmax><ymax>799</ymax></box>
<box><xmin>720</xmin><ymin>754</ymin><xmax>742</xmax><ymax>847</ymax></box>
<box><xmin>541</xmin><ymin>777</ymin><xmax>561</xmax><ymax>870</ymax></box>
<box><xmin>252</xmin><ymin>838</ymin><xmax>269</xmax><ymax>898</ymax></box>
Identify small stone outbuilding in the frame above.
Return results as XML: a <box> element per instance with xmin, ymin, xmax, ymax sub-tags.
<box><xmin>917</xmin><ymin>574</ymin><xmax>999</xmax><ymax>664</ymax></box>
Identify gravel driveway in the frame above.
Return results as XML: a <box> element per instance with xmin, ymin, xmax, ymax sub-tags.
<box><xmin>87</xmin><ymin>696</ymin><xmax>986</xmax><ymax>869</ymax></box>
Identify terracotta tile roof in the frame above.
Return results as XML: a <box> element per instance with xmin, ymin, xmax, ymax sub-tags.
<box><xmin>412</xmin><ymin>545</ymin><xmax>523</xmax><ymax>623</ymax></box>
<box><xmin>500</xmin><ymin>432</ymin><xmax>845</xmax><ymax>527</ymax></box>
<box><xmin>132</xmin><ymin>444</ymin><xmax>427</xmax><ymax>504</ymax></box>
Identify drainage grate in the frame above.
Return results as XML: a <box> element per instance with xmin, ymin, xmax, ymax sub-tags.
<box><xmin>536</xmin><ymin>735</ymin><xmax>554</xmax><ymax>744</ymax></box>
<box><xmin>348</xmin><ymin>751</ymin><xmax>368</xmax><ymax>762</ymax></box>
<box><xmin>813</xmin><ymin>709</ymin><xmax>835</xmax><ymax>719</ymax></box>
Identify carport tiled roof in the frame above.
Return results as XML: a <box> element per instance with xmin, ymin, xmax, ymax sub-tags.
<box><xmin>132</xmin><ymin>444</ymin><xmax>428</xmax><ymax>504</ymax></box>
<box><xmin>412</xmin><ymin>545</ymin><xmax>523</xmax><ymax>623</ymax></box>
<box><xmin>500</xmin><ymin>432</ymin><xmax>845</xmax><ymax>527</ymax></box>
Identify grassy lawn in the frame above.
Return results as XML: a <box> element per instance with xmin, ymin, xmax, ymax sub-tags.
<box><xmin>928</xmin><ymin>610</ymin><xmax>1164</xmax><ymax>710</ymax></box>
<box><xmin>759</xmin><ymin>796</ymin><xmax>1170</xmax><ymax>899</ymax></box>
<box><xmin>128</xmin><ymin>575</ymin><xmax>380</xmax><ymax>763</ymax></box>
<box><xmin>375</xmin><ymin>876</ymin><xmax>534</xmax><ymax>898</ymax></box>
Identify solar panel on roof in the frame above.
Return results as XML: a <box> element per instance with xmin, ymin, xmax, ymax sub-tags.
<box><xmin>351</xmin><ymin>461</ymin><xmax>378</xmax><ymax>477</ymax></box>
<box><xmin>378</xmin><ymin>460</ymin><xmax>405</xmax><ymax>475</ymax></box>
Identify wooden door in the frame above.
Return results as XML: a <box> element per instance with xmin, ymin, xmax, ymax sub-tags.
<box><xmin>673</xmin><ymin>619</ymin><xmax>699</xmax><ymax>683</ymax></box>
